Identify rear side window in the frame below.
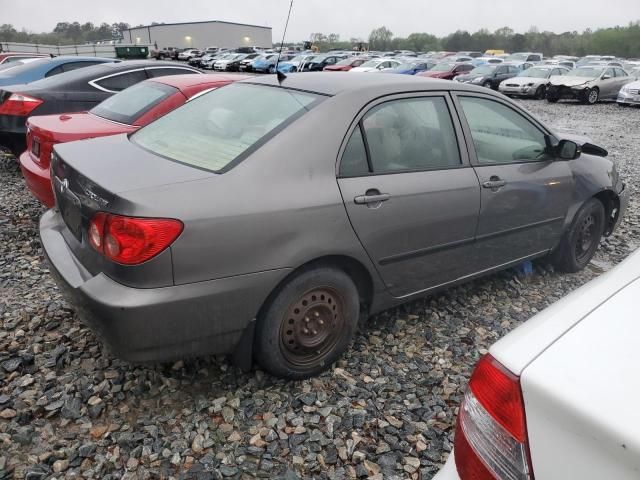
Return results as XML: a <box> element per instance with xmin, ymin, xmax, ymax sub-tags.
<box><xmin>45</xmin><ymin>65</ymin><xmax>64</xmax><ymax>77</ymax></box>
<box><xmin>94</xmin><ymin>70</ymin><xmax>148</xmax><ymax>92</ymax></box>
<box><xmin>132</xmin><ymin>83</ymin><xmax>320</xmax><ymax>172</ymax></box>
<box><xmin>340</xmin><ymin>126</ymin><xmax>369</xmax><ymax>177</ymax></box>
<box><xmin>90</xmin><ymin>81</ymin><xmax>177</xmax><ymax>125</ymax></box>
<box><xmin>359</xmin><ymin>97</ymin><xmax>461</xmax><ymax>174</ymax></box>
<box><xmin>62</xmin><ymin>61</ymin><xmax>103</xmax><ymax>72</ymax></box>
<box><xmin>146</xmin><ymin>67</ymin><xmax>199</xmax><ymax>78</ymax></box>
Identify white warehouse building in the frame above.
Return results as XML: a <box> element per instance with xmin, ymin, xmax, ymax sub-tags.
<box><xmin>122</xmin><ymin>20</ymin><xmax>272</xmax><ymax>50</ymax></box>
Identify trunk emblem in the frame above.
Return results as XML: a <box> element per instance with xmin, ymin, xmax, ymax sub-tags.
<box><xmin>59</xmin><ymin>178</ymin><xmax>69</xmax><ymax>193</ymax></box>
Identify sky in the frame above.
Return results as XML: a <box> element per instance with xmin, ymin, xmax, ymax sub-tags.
<box><xmin>2</xmin><ymin>0</ymin><xmax>639</xmax><ymax>41</ymax></box>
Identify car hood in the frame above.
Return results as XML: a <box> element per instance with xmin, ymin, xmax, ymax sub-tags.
<box><xmin>324</xmin><ymin>65</ymin><xmax>350</xmax><ymax>71</ymax></box>
<box><xmin>53</xmin><ymin>133</ymin><xmax>215</xmax><ymax>195</ymax></box>
<box><xmin>502</xmin><ymin>76</ymin><xmax>546</xmax><ymax>86</ymax></box>
<box><xmin>455</xmin><ymin>73</ymin><xmax>483</xmax><ymax>81</ymax></box>
<box><xmin>28</xmin><ymin>112</ymin><xmax>137</xmax><ymax>142</ymax></box>
<box><xmin>549</xmin><ymin>75</ymin><xmax>594</xmax><ymax>87</ymax></box>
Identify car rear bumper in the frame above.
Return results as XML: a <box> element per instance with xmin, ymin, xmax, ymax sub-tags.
<box><xmin>433</xmin><ymin>452</ymin><xmax>459</xmax><ymax>479</ymax></box>
<box><xmin>19</xmin><ymin>150</ymin><xmax>54</xmax><ymax>207</ymax></box>
<box><xmin>0</xmin><ymin>114</ymin><xmax>27</xmax><ymax>135</ymax></box>
<box><xmin>40</xmin><ymin>209</ymin><xmax>291</xmax><ymax>363</ymax></box>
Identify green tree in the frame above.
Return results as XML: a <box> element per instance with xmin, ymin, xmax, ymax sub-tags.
<box><xmin>369</xmin><ymin>26</ymin><xmax>393</xmax><ymax>51</ymax></box>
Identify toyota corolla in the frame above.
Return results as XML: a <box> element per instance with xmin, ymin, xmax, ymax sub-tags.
<box><xmin>41</xmin><ymin>73</ymin><xmax>627</xmax><ymax>379</ymax></box>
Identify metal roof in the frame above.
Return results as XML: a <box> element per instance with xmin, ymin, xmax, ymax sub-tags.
<box><xmin>124</xmin><ymin>20</ymin><xmax>272</xmax><ymax>32</ymax></box>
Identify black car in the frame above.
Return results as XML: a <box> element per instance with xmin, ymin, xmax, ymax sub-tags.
<box><xmin>0</xmin><ymin>61</ymin><xmax>201</xmax><ymax>154</ymax></box>
<box><xmin>453</xmin><ymin>64</ymin><xmax>521</xmax><ymax>89</ymax></box>
<box><xmin>302</xmin><ymin>54</ymin><xmax>348</xmax><ymax>72</ymax></box>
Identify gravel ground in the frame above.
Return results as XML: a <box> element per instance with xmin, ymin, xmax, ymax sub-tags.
<box><xmin>0</xmin><ymin>100</ymin><xmax>638</xmax><ymax>480</ymax></box>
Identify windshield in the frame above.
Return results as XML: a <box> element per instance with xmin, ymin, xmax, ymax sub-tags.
<box><xmin>431</xmin><ymin>62</ymin><xmax>453</xmax><ymax>72</ymax></box>
<box><xmin>572</xmin><ymin>67</ymin><xmax>604</xmax><ymax>78</ymax></box>
<box><xmin>506</xmin><ymin>53</ymin><xmax>528</xmax><ymax>61</ymax></box>
<box><xmin>359</xmin><ymin>59</ymin><xmax>382</xmax><ymax>68</ymax></box>
<box><xmin>132</xmin><ymin>84</ymin><xmax>320</xmax><ymax>173</ymax></box>
<box><xmin>518</xmin><ymin>67</ymin><xmax>550</xmax><ymax>78</ymax></box>
<box><xmin>91</xmin><ymin>81</ymin><xmax>176</xmax><ymax>125</ymax></box>
<box><xmin>471</xmin><ymin>65</ymin><xmax>495</xmax><ymax>75</ymax></box>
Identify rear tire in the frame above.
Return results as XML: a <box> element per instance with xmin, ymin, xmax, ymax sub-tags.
<box><xmin>552</xmin><ymin>198</ymin><xmax>605</xmax><ymax>273</ymax></box>
<box><xmin>254</xmin><ymin>267</ymin><xmax>360</xmax><ymax>379</ymax></box>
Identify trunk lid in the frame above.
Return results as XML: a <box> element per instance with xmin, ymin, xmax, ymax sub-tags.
<box><xmin>519</xmin><ymin>276</ymin><xmax>640</xmax><ymax>479</ymax></box>
<box><xmin>29</xmin><ymin>112</ymin><xmax>136</xmax><ymax>144</ymax></box>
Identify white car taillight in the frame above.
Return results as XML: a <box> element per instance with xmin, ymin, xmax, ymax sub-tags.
<box><xmin>454</xmin><ymin>355</ymin><xmax>534</xmax><ymax>480</ymax></box>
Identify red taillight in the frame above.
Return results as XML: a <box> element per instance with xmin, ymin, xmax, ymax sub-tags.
<box><xmin>0</xmin><ymin>93</ymin><xmax>43</xmax><ymax>116</ymax></box>
<box><xmin>88</xmin><ymin>213</ymin><xmax>183</xmax><ymax>265</ymax></box>
<box><xmin>454</xmin><ymin>355</ymin><xmax>533</xmax><ymax>480</ymax></box>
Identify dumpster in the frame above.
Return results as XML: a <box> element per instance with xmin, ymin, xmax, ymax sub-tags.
<box><xmin>115</xmin><ymin>45</ymin><xmax>149</xmax><ymax>59</ymax></box>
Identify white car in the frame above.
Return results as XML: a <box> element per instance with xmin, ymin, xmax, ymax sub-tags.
<box><xmin>177</xmin><ymin>49</ymin><xmax>200</xmax><ymax>61</ymax></box>
<box><xmin>349</xmin><ymin>58</ymin><xmax>401</xmax><ymax>72</ymax></box>
<box><xmin>213</xmin><ymin>54</ymin><xmax>242</xmax><ymax>71</ymax></box>
<box><xmin>435</xmin><ymin>248</ymin><xmax>640</xmax><ymax>480</ymax></box>
<box><xmin>618</xmin><ymin>79</ymin><xmax>640</xmax><ymax>106</ymax></box>
<box><xmin>499</xmin><ymin>65</ymin><xmax>570</xmax><ymax>99</ymax></box>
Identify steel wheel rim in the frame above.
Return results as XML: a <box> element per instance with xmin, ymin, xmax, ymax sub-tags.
<box><xmin>279</xmin><ymin>286</ymin><xmax>345</xmax><ymax>368</ymax></box>
<box><xmin>575</xmin><ymin>214</ymin><xmax>597</xmax><ymax>262</ymax></box>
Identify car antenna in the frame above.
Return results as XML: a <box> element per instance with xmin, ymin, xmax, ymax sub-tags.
<box><xmin>276</xmin><ymin>0</ymin><xmax>294</xmax><ymax>84</ymax></box>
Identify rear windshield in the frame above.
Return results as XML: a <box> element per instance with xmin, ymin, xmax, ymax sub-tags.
<box><xmin>91</xmin><ymin>81</ymin><xmax>177</xmax><ymax>125</ymax></box>
<box><xmin>132</xmin><ymin>83</ymin><xmax>321</xmax><ymax>173</ymax></box>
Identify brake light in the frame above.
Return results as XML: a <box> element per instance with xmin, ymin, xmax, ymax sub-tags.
<box><xmin>0</xmin><ymin>93</ymin><xmax>43</xmax><ymax>116</ymax></box>
<box><xmin>88</xmin><ymin>213</ymin><xmax>183</xmax><ymax>265</ymax></box>
<box><xmin>455</xmin><ymin>355</ymin><xmax>533</xmax><ymax>480</ymax></box>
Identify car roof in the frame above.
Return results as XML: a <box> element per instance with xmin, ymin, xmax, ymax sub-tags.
<box><xmin>241</xmin><ymin>71</ymin><xmax>488</xmax><ymax>97</ymax></box>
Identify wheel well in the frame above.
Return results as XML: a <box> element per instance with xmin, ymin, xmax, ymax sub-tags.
<box><xmin>257</xmin><ymin>255</ymin><xmax>374</xmax><ymax>321</ymax></box>
<box><xmin>593</xmin><ymin>190</ymin><xmax>620</xmax><ymax>236</ymax></box>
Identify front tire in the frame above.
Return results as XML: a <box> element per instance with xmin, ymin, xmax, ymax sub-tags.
<box><xmin>552</xmin><ymin>198</ymin><xmax>605</xmax><ymax>273</ymax></box>
<box><xmin>483</xmin><ymin>80</ymin><xmax>493</xmax><ymax>89</ymax></box>
<box><xmin>535</xmin><ymin>85</ymin><xmax>547</xmax><ymax>100</ymax></box>
<box><xmin>583</xmin><ymin>88</ymin><xmax>599</xmax><ymax>105</ymax></box>
<box><xmin>254</xmin><ymin>267</ymin><xmax>360</xmax><ymax>379</ymax></box>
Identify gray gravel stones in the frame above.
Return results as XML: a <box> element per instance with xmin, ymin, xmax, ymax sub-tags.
<box><xmin>0</xmin><ymin>100</ymin><xmax>638</xmax><ymax>478</ymax></box>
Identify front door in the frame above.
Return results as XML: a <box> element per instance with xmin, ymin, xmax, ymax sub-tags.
<box><xmin>337</xmin><ymin>94</ymin><xmax>481</xmax><ymax>297</ymax></box>
<box><xmin>455</xmin><ymin>94</ymin><xmax>574</xmax><ymax>269</ymax></box>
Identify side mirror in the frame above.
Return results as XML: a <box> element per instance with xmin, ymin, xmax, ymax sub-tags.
<box><xmin>556</xmin><ymin>139</ymin><xmax>581</xmax><ymax>160</ymax></box>
<box><xmin>602</xmin><ymin>74</ymin><xmax>611</xmax><ymax>80</ymax></box>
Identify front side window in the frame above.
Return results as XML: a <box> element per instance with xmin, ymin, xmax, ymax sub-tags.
<box><xmin>95</xmin><ymin>70</ymin><xmax>148</xmax><ymax>92</ymax></box>
<box><xmin>132</xmin><ymin>84</ymin><xmax>320</xmax><ymax>173</ymax></box>
<box><xmin>90</xmin><ymin>81</ymin><xmax>177</xmax><ymax>125</ymax></box>
<box><xmin>459</xmin><ymin>97</ymin><xmax>549</xmax><ymax>164</ymax></box>
<box><xmin>360</xmin><ymin>97</ymin><xmax>461</xmax><ymax>174</ymax></box>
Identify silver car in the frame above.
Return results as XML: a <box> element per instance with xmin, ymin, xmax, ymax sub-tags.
<box><xmin>499</xmin><ymin>65</ymin><xmax>570</xmax><ymax>99</ymax></box>
<box><xmin>41</xmin><ymin>74</ymin><xmax>628</xmax><ymax>379</ymax></box>
<box><xmin>547</xmin><ymin>66</ymin><xmax>634</xmax><ymax>104</ymax></box>
<box><xmin>617</xmin><ymin>79</ymin><xmax>640</xmax><ymax>106</ymax></box>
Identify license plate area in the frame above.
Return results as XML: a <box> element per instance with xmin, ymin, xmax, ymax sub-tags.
<box><xmin>54</xmin><ymin>177</ymin><xmax>83</xmax><ymax>241</ymax></box>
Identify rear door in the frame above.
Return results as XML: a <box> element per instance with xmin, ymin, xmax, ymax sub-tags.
<box><xmin>337</xmin><ymin>93</ymin><xmax>481</xmax><ymax>297</ymax></box>
<box><xmin>454</xmin><ymin>94</ymin><xmax>574</xmax><ymax>268</ymax></box>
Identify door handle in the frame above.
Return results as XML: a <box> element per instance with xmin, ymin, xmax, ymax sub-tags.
<box><xmin>354</xmin><ymin>191</ymin><xmax>391</xmax><ymax>205</ymax></box>
<box><xmin>482</xmin><ymin>176</ymin><xmax>507</xmax><ymax>190</ymax></box>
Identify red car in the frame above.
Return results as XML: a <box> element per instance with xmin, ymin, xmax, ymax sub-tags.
<box><xmin>20</xmin><ymin>74</ymin><xmax>247</xmax><ymax>207</ymax></box>
<box><xmin>324</xmin><ymin>57</ymin><xmax>369</xmax><ymax>72</ymax></box>
<box><xmin>416</xmin><ymin>62</ymin><xmax>474</xmax><ymax>80</ymax></box>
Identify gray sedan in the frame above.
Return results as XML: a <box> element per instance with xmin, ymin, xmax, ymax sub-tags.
<box><xmin>41</xmin><ymin>73</ymin><xmax>628</xmax><ymax>379</ymax></box>
<box><xmin>499</xmin><ymin>65</ymin><xmax>570</xmax><ymax>98</ymax></box>
<box><xmin>547</xmin><ymin>66</ymin><xmax>634</xmax><ymax>104</ymax></box>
